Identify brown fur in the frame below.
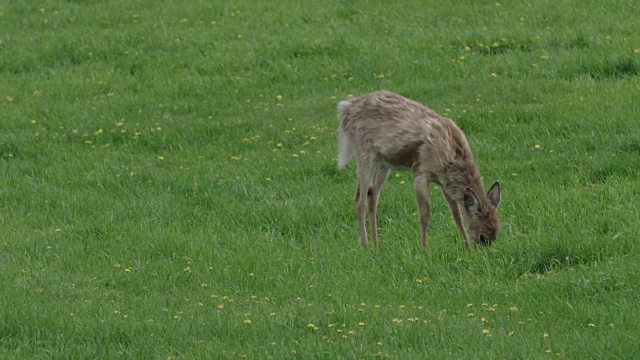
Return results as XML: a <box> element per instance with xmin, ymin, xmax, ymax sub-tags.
<box><xmin>337</xmin><ymin>90</ymin><xmax>501</xmax><ymax>248</ymax></box>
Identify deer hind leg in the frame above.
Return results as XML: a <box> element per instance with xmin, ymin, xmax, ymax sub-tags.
<box><xmin>354</xmin><ymin>163</ymin><xmax>375</xmax><ymax>248</ymax></box>
<box><xmin>367</xmin><ymin>167</ymin><xmax>390</xmax><ymax>248</ymax></box>
<box><xmin>412</xmin><ymin>172</ymin><xmax>431</xmax><ymax>248</ymax></box>
<box><xmin>443</xmin><ymin>191</ymin><xmax>470</xmax><ymax>248</ymax></box>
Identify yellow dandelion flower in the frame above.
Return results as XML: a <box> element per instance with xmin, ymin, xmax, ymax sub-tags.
<box><xmin>534</xmin><ymin>144</ymin><xmax>541</xmax><ymax>149</ymax></box>
<box><xmin>482</xmin><ymin>329</ymin><xmax>491</xmax><ymax>335</ymax></box>
<box><xmin>510</xmin><ymin>306</ymin><xmax>519</xmax><ymax>312</ymax></box>
<box><xmin>30</xmin><ymin>119</ymin><xmax>37</xmax><ymax>124</ymax></box>
<box><xmin>358</xmin><ymin>322</ymin><xmax>365</xmax><ymax>326</ymax></box>
<box><xmin>490</xmin><ymin>72</ymin><xmax>498</xmax><ymax>77</ymax></box>
<box><xmin>543</xmin><ymin>333</ymin><xmax>549</xmax><ymax>339</ymax></box>
<box><xmin>243</xmin><ymin>319</ymin><xmax>252</xmax><ymax>324</ymax></box>
<box><xmin>588</xmin><ymin>323</ymin><xmax>596</xmax><ymax>327</ymax></box>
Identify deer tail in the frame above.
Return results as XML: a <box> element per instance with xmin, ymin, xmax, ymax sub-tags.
<box><xmin>337</xmin><ymin>100</ymin><xmax>354</xmax><ymax>170</ymax></box>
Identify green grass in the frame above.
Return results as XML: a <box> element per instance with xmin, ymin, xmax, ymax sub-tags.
<box><xmin>2</xmin><ymin>0</ymin><xmax>640</xmax><ymax>358</ymax></box>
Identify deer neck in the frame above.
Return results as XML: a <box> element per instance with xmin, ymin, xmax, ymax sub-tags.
<box><xmin>442</xmin><ymin>158</ymin><xmax>485</xmax><ymax>203</ymax></box>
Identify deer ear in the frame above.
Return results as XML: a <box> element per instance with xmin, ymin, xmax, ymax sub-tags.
<box><xmin>463</xmin><ymin>187</ymin><xmax>481</xmax><ymax>215</ymax></box>
<box><xmin>487</xmin><ymin>181</ymin><xmax>501</xmax><ymax>209</ymax></box>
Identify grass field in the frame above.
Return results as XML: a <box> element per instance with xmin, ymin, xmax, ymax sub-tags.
<box><xmin>2</xmin><ymin>0</ymin><xmax>640</xmax><ymax>358</ymax></box>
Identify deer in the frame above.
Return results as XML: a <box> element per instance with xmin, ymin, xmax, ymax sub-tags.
<box><xmin>337</xmin><ymin>90</ymin><xmax>501</xmax><ymax>249</ymax></box>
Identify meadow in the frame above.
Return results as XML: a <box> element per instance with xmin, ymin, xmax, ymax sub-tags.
<box><xmin>1</xmin><ymin>0</ymin><xmax>640</xmax><ymax>358</ymax></box>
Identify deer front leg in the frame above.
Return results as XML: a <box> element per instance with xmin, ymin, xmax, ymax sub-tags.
<box><xmin>413</xmin><ymin>173</ymin><xmax>431</xmax><ymax>248</ymax></box>
<box><xmin>443</xmin><ymin>191</ymin><xmax>470</xmax><ymax>248</ymax></box>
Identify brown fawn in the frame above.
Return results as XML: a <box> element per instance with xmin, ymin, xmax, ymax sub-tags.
<box><xmin>337</xmin><ymin>90</ymin><xmax>501</xmax><ymax>249</ymax></box>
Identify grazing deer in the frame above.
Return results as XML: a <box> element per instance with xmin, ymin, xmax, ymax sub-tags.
<box><xmin>337</xmin><ymin>90</ymin><xmax>501</xmax><ymax>249</ymax></box>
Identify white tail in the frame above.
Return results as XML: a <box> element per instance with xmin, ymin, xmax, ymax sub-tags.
<box><xmin>336</xmin><ymin>91</ymin><xmax>501</xmax><ymax>249</ymax></box>
<box><xmin>337</xmin><ymin>101</ymin><xmax>355</xmax><ymax>170</ymax></box>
